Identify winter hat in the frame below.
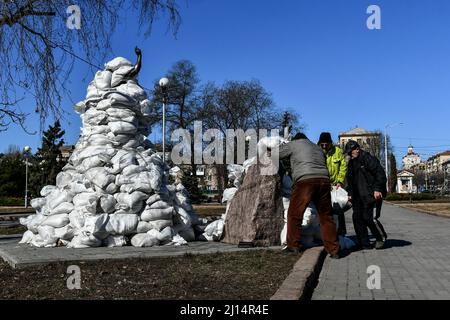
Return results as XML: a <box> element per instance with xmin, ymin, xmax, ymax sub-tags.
<box><xmin>344</xmin><ymin>140</ymin><xmax>360</xmax><ymax>155</ymax></box>
<box><xmin>293</xmin><ymin>132</ymin><xmax>308</xmax><ymax>140</ymax></box>
<box><xmin>318</xmin><ymin>132</ymin><xmax>333</xmax><ymax>145</ymax></box>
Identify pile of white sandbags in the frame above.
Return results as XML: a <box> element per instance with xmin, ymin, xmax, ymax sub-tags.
<box><xmin>19</xmin><ymin>56</ymin><xmax>198</xmax><ymax>248</ymax></box>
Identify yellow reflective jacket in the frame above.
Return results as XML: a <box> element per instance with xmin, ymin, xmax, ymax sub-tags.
<box><xmin>325</xmin><ymin>146</ymin><xmax>347</xmax><ymax>185</ymax></box>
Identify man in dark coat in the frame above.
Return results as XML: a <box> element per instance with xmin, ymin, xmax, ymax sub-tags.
<box><xmin>344</xmin><ymin>140</ymin><xmax>388</xmax><ymax>250</ymax></box>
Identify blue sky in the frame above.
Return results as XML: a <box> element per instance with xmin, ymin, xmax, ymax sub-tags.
<box><xmin>1</xmin><ymin>0</ymin><xmax>450</xmax><ymax>166</ymax></box>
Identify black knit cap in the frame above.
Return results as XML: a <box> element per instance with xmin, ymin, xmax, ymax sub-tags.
<box><xmin>344</xmin><ymin>140</ymin><xmax>360</xmax><ymax>155</ymax></box>
<box><xmin>293</xmin><ymin>132</ymin><xmax>308</xmax><ymax>140</ymax></box>
<box><xmin>318</xmin><ymin>132</ymin><xmax>333</xmax><ymax>144</ymax></box>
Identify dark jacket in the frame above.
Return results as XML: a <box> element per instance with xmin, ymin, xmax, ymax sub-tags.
<box><xmin>347</xmin><ymin>150</ymin><xmax>387</xmax><ymax>204</ymax></box>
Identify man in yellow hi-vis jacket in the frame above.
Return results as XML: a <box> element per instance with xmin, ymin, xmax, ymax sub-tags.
<box><xmin>318</xmin><ymin>132</ymin><xmax>348</xmax><ymax>236</ymax></box>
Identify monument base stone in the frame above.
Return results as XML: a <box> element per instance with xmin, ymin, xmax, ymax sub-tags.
<box><xmin>221</xmin><ymin>164</ymin><xmax>284</xmax><ymax>247</ymax></box>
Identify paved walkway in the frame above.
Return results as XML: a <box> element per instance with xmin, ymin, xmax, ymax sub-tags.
<box><xmin>312</xmin><ymin>203</ymin><xmax>450</xmax><ymax>300</ymax></box>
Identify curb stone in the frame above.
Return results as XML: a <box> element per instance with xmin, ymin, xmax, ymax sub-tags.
<box><xmin>270</xmin><ymin>246</ymin><xmax>326</xmax><ymax>300</ymax></box>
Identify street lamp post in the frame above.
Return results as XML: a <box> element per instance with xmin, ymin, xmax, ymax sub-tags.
<box><xmin>385</xmin><ymin>123</ymin><xmax>404</xmax><ymax>193</ymax></box>
<box><xmin>159</xmin><ymin>77</ymin><xmax>169</xmax><ymax>164</ymax></box>
<box><xmin>23</xmin><ymin>146</ymin><xmax>31</xmax><ymax>208</ymax></box>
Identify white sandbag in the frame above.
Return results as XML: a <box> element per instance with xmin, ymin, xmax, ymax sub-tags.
<box><xmin>50</xmin><ymin>202</ymin><xmax>74</xmax><ymax>215</ymax></box>
<box><xmin>105</xmin><ymin>92</ymin><xmax>137</xmax><ymax>106</ymax></box>
<box><xmin>19</xmin><ymin>230</ymin><xmax>35</xmax><ymax>244</ymax></box>
<box><xmin>108</xmin><ymin>121</ymin><xmax>137</xmax><ymax>135</ymax></box>
<box><xmin>31</xmin><ymin>197</ymin><xmax>47</xmax><ymax>211</ymax></box>
<box><xmin>111</xmin><ymin>65</ymin><xmax>135</xmax><ymax>87</ymax></box>
<box><xmin>105</xmin><ymin>214</ymin><xmax>139</xmax><ymax>235</ymax></box>
<box><xmin>74</xmin><ymin>101</ymin><xmax>87</xmax><ymax>114</ymax></box>
<box><xmin>71</xmin><ymin>145</ymin><xmax>117</xmax><ymax>165</ymax></box>
<box><xmin>68</xmin><ymin>232</ymin><xmax>102</xmax><ymax>248</ymax></box>
<box><xmin>157</xmin><ymin>226</ymin><xmax>173</xmax><ymax>244</ymax></box>
<box><xmin>242</xmin><ymin>156</ymin><xmax>257</xmax><ymax>172</ymax></box>
<box><xmin>73</xmin><ymin>193</ymin><xmax>99</xmax><ymax>214</ymax></box>
<box><xmin>104</xmin><ymin>235</ymin><xmax>127</xmax><ymax>247</ymax></box>
<box><xmin>136</xmin><ymin>221</ymin><xmax>153</xmax><ymax>233</ymax></box>
<box><xmin>69</xmin><ymin>209</ymin><xmax>86</xmax><ymax>229</ymax></box>
<box><xmin>109</xmin><ymin>150</ymin><xmax>137</xmax><ymax>174</ymax></box>
<box><xmin>122</xmin><ymin>165</ymin><xmax>146</xmax><ymax>176</ymax></box>
<box><xmin>78</xmin><ymin>154</ymin><xmax>111</xmax><ymax>173</ymax></box>
<box><xmin>56</xmin><ymin>172</ymin><xmax>72</xmax><ymax>188</ymax></box>
<box><xmin>93</xmin><ymin>70</ymin><xmax>112</xmax><ymax>90</ymax></box>
<box><xmin>81</xmin><ymin>124</ymin><xmax>110</xmax><ymax>136</ymax></box>
<box><xmin>37</xmin><ymin>225</ymin><xmax>58</xmax><ymax>247</ymax></box>
<box><xmin>99</xmin><ymin>194</ymin><xmax>116</xmax><ymax>213</ymax></box>
<box><xmin>105</xmin><ymin>183</ymin><xmax>119</xmax><ymax>194</ymax></box>
<box><xmin>122</xmin><ymin>138</ymin><xmax>141</xmax><ymax>149</ymax></box>
<box><xmin>147</xmin><ymin>219</ymin><xmax>173</xmax><ymax>231</ymax></box>
<box><xmin>146</xmin><ymin>193</ymin><xmax>170</xmax><ymax>206</ymax></box>
<box><xmin>140</xmin><ymin>99</ymin><xmax>151</xmax><ymax>116</ymax></box>
<box><xmin>339</xmin><ymin>235</ymin><xmax>356</xmax><ymax>250</ymax></box>
<box><xmin>85</xmin><ymin>167</ymin><xmax>115</xmax><ymax>189</ymax></box>
<box><xmin>85</xmin><ymin>133</ymin><xmax>114</xmax><ymax>146</ymax></box>
<box><xmin>116</xmin><ymin>81</ymin><xmax>147</xmax><ymax>101</ymax></box>
<box><xmin>109</xmin><ymin>133</ymin><xmax>135</xmax><ymax>145</ymax></box>
<box><xmin>171</xmin><ymin>234</ymin><xmax>188</xmax><ymax>246</ymax></box>
<box><xmin>105</xmin><ymin>57</ymin><xmax>133</xmax><ymax>72</ymax></box>
<box><xmin>82</xmin><ymin>109</ymin><xmax>108</xmax><ymax>126</ymax></box>
<box><xmin>280</xmin><ymin>223</ymin><xmax>287</xmax><ymax>247</ymax></box>
<box><xmin>302</xmin><ymin>204</ymin><xmax>318</xmax><ymax>227</ymax></box>
<box><xmin>40</xmin><ymin>185</ymin><xmax>57</xmax><ymax>197</ymax></box>
<box><xmin>131</xmin><ymin>232</ymin><xmax>159</xmax><ymax>247</ymax></box>
<box><xmin>115</xmin><ymin>191</ymin><xmax>147</xmax><ymax>213</ymax></box>
<box><xmin>54</xmin><ymin>224</ymin><xmax>75</xmax><ymax>240</ymax></box>
<box><xmin>222</xmin><ymin>187</ymin><xmax>238</xmax><ymax>203</ymax></box>
<box><xmin>149</xmin><ymin>200</ymin><xmax>171</xmax><ymax>210</ymax></box>
<box><xmin>25</xmin><ymin>214</ymin><xmax>47</xmax><ymax>233</ymax></box>
<box><xmin>141</xmin><ymin>207</ymin><xmax>174</xmax><ymax>222</ymax></box>
<box><xmin>96</xmin><ymin>98</ymin><xmax>113</xmax><ymax>111</ymax></box>
<box><xmin>83</xmin><ymin>214</ymin><xmax>109</xmax><ymax>239</ymax></box>
<box><xmin>282</xmin><ymin>197</ymin><xmax>290</xmax><ymax>211</ymax></box>
<box><xmin>227</xmin><ymin>164</ymin><xmax>245</xmax><ymax>188</ymax></box>
<box><xmin>203</xmin><ymin>219</ymin><xmax>224</xmax><ymax>241</ymax></box>
<box><xmin>331</xmin><ymin>186</ymin><xmax>349</xmax><ymax>210</ymax></box>
<box><xmin>41</xmin><ymin>214</ymin><xmax>70</xmax><ymax>228</ymax></box>
<box><xmin>86</xmin><ymin>82</ymin><xmax>107</xmax><ymax>100</ymax></box>
<box><xmin>106</xmin><ymin>107</ymin><xmax>135</xmax><ymax>119</ymax></box>
<box><xmin>47</xmin><ymin>190</ymin><xmax>73</xmax><ymax>211</ymax></box>
<box><xmin>120</xmin><ymin>182</ymin><xmax>152</xmax><ymax>194</ymax></box>
<box><xmin>68</xmin><ymin>182</ymin><xmax>91</xmax><ymax>194</ymax></box>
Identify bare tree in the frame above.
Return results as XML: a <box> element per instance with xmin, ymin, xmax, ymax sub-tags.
<box><xmin>0</xmin><ymin>0</ymin><xmax>180</xmax><ymax>132</ymax></box>
<box><xmin>198</xmin><ymin>79</ymin><xmax>282</xmax><ymax>193</ymax></box>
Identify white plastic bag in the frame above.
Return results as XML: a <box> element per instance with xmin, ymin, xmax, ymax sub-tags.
<box><xmin>331</xmin><ymin>187</ymin><xmax>349</xmax><ymax>210</ymax></box>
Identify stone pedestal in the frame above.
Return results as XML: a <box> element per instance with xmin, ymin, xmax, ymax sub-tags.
<box><xmin>221</xmin><ymin>163</ymin><xmax>284</xmax><ymax>246</ymax></box>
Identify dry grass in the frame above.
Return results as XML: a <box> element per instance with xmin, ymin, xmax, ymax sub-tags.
<box><xmin>394</xmin><ymin>203</ymin><xmax>450</xmax><ymax>216</ymax></box>
<box><xmin>0</xmin><ymin>250</ymin><xmax>299</xmax><ymax>300</ymax></box>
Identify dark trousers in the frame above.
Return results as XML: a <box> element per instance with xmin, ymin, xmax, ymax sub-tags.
<box><xmin>333</xmin><ymin>204</ymin><xmax>347</xmax><ymax>236</ymax></box>
<box><xmin>287</xmin><ymin>178</ymin><xmax>339</xmax><ymax>255</ymax></box>
<box><xmin>352</xmin><ymin>197</ymin><xmax>385</xmax><ymax>246</ymax></box>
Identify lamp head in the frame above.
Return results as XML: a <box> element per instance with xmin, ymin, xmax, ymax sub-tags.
<box><xmin>159</xmin><ymin>77</ymin><xmax>169</xmax><ymax>88</ymax></box>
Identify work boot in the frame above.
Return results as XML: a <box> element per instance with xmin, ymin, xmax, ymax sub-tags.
<box><xmin>375</xmin><ymin>240</ymin><xmax>385</xmax><ymax>250</ymax></box>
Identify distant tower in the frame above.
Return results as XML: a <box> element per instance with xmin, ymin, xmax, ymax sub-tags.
<box><xmin>402</xmin><ymin>145</ymin><xmax>421</xmax><ymax>170</ymax></box>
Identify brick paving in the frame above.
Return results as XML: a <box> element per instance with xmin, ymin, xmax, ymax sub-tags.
<box><xmin>312</xmin><ymin>203</ymin><xmax>450</xmax><ymax>300</ymax></box>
